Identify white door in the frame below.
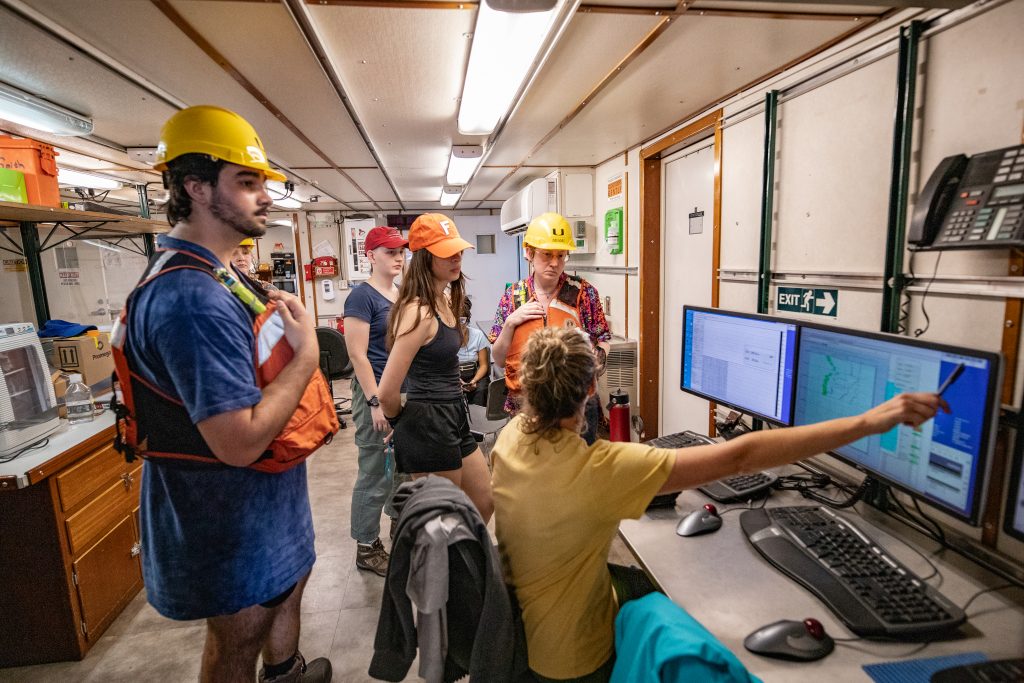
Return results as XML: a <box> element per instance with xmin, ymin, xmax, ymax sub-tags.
<box><xmin>660</xmin><ymin>140</ymin><xmax>715</xmax><ymax>436</ymax></box>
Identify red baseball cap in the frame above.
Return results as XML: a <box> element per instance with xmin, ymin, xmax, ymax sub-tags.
<box><xmin>409</xmin><ymin>214</ymin><xmax>474</xmax><ymax>258</ymax></box>
<box><xmin>364</xmin><ymin>226</ymin><xmax>408</xmax><ymax>253</ymax></box>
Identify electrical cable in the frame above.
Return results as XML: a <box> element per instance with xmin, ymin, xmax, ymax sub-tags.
<box><xmin>917</xmin><ymin>250</ymin><xmax>937</xmax><ymax>335</ymax></box>
<box><xmin>960</xmin><ymin>583</ymin><xmax>1020</xmax><ymax>615</ymax></box>
<box><xmin>0</xmin><ymin>436</ymin><xmax>50</xmax><ymax>464</ymax></box>
<box><xmin>898</xmin><ymin>250</ymin><xmax>915</xmax><ymax>335</ymax></box>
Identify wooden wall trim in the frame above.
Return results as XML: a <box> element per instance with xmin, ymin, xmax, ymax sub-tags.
<box><xmin>641</xmin><ymin>110</ymin><xmax>721</xmax><ymax>159</ymax></box>
<box><xmin>638</xmin><ymin>156</ymin><xmax>662</xmax><ymax>437</ymax></box>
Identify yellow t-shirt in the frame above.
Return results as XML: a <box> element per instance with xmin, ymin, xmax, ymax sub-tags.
<box><xmin>491</xmin><ymin>415</ymin><xmax>675</xmax><ymax>680</ymax></box>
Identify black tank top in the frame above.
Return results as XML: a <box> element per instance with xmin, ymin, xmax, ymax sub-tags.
<box><xmin>407</xmin><ymin>315</ymin><xmax>462</xmax><ymax>400</ymax></box>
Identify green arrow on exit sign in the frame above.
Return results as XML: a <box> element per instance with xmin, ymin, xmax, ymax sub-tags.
<box><xmin>777</xmin><ymin>287</ymin><xmax>838</xmax><ymax>317</ymax></box>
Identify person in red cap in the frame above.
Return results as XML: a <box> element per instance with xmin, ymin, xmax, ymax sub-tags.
<box><xmin>377</xmin><ymin>214</ymin><xmax>493</xmax><ymax>521</ymax></box>
<box><xmin>343</xmin><ymin>226</ymin><xmax>410</xmax><ymax>576</ymax></box>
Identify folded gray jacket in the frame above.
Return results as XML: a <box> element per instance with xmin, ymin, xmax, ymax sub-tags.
<box><xmin>369</xmin><ymin>476</ymin><xmax>528</xmax><ymax>683</ymax></box>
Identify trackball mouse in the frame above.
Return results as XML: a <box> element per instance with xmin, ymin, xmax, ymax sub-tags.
<box><xmin>675</xmin><ymin>503</ymin><xmax>723</xmax><ymax>537</ymax></box>
<box><xmin>743</xmin><ymin>618</ymin><xmax>835</xmax><ymax>661</ymax></box>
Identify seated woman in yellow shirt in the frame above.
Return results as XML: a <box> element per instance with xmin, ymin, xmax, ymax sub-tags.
<box><xmin>490</xmin><ymin>327</ymin><xmax>945</xmax><ymax>683</ymax></box>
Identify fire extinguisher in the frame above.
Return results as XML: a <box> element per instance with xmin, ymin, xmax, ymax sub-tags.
<box><xmin>607</xmin><ymin>389</ymin><xmax>630</xmax><ymax>442</ymax></box>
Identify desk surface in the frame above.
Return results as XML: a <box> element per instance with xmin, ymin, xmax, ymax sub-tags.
<box><xmin>618</xmin><ymin>476</ymin><xmax>1024</xmax><ymax>682</ymax></box>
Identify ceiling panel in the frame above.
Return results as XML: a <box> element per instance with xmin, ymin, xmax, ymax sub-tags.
<box><xmin>308</xmin><ymin>5</ymin><xmax>478</xmax><ymax>199</ymax></box>
<box><xmin>695</xmin><ymin>0</ymin><xmax>888</xmax><ymax>12</ymax></box>
<box><xmin>0</xmin><ymin>6</ymin><xmax>178</xmax><ymax>145</ymax></box>
<box><xmin>343</xmin><ymin>168</ymin><xmax>399</xmax><ymax>202</ymax></box>
<box><xmin>529</xmin><ymin>13</ymin><xmax>859</xmax><ymax>165</ymax></box>
<box><xmin>299</xmin><ymin>168</ymin><xmax>376</xmax><ymax>205</ymax></box>
<box><xmin>20</xmin><ymin>0</ymin><xmax>333</xmax><ymax>168</ymax></box>
<box><xmin>172</xmin><ymin>1</ymin><xmax>375</xmax><ymax>167</ymax></box>
<box><xmin>486</xmin><ymin>13</ymin><xmax>662</xmax><ymax>166</ymax></box>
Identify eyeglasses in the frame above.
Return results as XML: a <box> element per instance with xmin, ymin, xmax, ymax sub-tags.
<box><xmin>533</xmin><ymin>250</ymin><xmax>568</xmax><ymax>263</ymax></box>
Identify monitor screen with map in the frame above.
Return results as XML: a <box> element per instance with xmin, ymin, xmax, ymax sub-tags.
<box><xmin>792</xmin><ymin>325</ymin><xmax>1001</xmax><ymax>525</ymax></box>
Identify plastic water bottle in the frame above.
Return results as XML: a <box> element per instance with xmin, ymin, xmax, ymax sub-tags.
<box><xmin>65</xmin><ymin>374</ymin><xmax>95</xmax><ymax>425</ymax></box>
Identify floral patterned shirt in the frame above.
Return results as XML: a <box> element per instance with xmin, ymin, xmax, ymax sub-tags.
<box><xmin>488</xmin><ymin>273</ymin><xmax>611</xmax><ymax>412</ymax></box>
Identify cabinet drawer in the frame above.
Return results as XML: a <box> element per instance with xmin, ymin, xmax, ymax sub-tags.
<box><xmin>65</xmin><ymin>477</ymin><xmax>136</xmax><ymax>557</ymax></box>
<box><xmin>73</xmin><ymin>513</ymin><xmax>142</xmax><ymax>642</ymax></box>
<box><xmin>56</xmin><ymin>443</ymin><xmax>124</xmax><ymax>513</ymax></box>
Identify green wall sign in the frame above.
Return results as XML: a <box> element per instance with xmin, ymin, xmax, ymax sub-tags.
<box><xmin>777</xmin><ymin>287</ymin><xmax>838</xmax><ymax>317</ymax></box>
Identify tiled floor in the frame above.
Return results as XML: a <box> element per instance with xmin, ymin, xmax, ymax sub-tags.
<box><xmin>0</xmin><ymin>397</ymin><xmax>637</xmax><ymax>682</ymax></box>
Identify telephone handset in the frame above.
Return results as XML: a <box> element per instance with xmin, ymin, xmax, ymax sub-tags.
<box><xmin>908</xmin><ymin>144</ymin><xmax>1024</xmax><ymax>251</ymax></box>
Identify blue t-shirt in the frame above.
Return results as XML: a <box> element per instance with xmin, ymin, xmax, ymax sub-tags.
<box><xmin>458</xmin><ymin>326</ymin><xmax>490</xmax><ymax>365</ymax></box>
<box><xmin>127</xmin><ymin>235</ymin><xmax>315</xmax><ymax>621</ymax></box>
<box><xmin>344</xmin><ymin>282</ymin><xmax>394</xmax><ymax>383</ymax></box>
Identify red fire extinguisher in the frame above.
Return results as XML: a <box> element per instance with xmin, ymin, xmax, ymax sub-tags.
<box><xmin>607</xmin><ymin>389</ymin><xmax>630</xmax><ymax>442</ymax></box>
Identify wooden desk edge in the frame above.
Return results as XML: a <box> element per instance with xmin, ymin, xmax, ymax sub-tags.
<box><xmin>23</xmin><ymin>426</ymin><xmax>118</xmax><ymax>486</ymax></box>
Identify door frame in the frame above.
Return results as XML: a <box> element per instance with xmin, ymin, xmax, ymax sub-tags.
<box><xmin>638</xmin><ymin>109</ymin><xmax>723</xmax><ymax>437</ymax></box>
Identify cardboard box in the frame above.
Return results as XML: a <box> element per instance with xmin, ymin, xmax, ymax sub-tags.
<box><xmin>53</xmin><ymin>332</ymin><xmax>113</xmax><ymax>388</ymax></box>
<box><xmin>52</xmin><ymin>370</ymin><xmax>68</xmax><ymax>418</ymax></box>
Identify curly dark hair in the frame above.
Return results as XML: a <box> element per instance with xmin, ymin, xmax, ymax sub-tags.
<box><xmin>163</xmin><ymin>153</ymin><xmax>226</xmax><ymax>225</ymax></box>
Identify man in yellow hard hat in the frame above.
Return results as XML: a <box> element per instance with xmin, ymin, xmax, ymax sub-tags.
<box><xmin>121</xmin><ymin>106</ymin><xmax>331</xmax><ymax>683</ymax></box>
<box><xmin>232</xmin><ymin>236</ymin><xmax>256</xmax><ymax>275</ymax></box>
<box><xmin>488</xmin><ymin>212</ymin><xmax>612</xmax><ymax>444</ymax></box>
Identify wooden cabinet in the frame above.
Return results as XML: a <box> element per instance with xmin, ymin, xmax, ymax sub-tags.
<box><xmin>0</xmin><ymin>428</ymin><xmax>143</xmax><ymax>666</ymax></box>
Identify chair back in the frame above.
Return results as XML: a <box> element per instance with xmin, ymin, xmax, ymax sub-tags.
<box><xmin>484</xmin><ymin>377</ymin><xmax>509</xmax><ymax>422</ymax></box>
<box><xmin>315</xmin><ymin>326</ymin><xmax>353</xmax><ymax>380</ymax></box>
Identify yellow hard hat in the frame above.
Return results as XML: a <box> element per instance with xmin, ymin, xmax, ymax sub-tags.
<box><xmin>238</xmin><ymin>238</ymin><xmax>255</xmax><ymax>248</ymax></box>
<box><xmin>524</xmin><ymin>212</ymin><xmax>576</xmax><ymax>251</ymax></box>
<box><xmin>154</xmin><ymin>105</ymin><xmax>287</xmax><ymax>183</ymax></box>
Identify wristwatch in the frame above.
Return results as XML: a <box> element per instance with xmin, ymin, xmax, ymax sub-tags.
<box><xmin>367</xmin><ymin>394</ymin><xmax>380</xmax><ymax>407</ymax></box>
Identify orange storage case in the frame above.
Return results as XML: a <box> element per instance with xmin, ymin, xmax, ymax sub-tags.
<box><xmin>0</xmin><ymin>135</ymin><xmax>60</xmax><ymax>207</ymax></box>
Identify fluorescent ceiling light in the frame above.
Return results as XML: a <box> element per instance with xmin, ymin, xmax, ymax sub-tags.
<box><xmin>269</xmin><ymin>219</ymin><xmax>292</xmax><ymax>227</ymax></box>
<box><xmin>0</xmin><ymin>81</ymin><xmax>93</xmax><ymax>136</ymax></box>
<box><xmin>457</xmin><ymin>0</ymin><xmax>566</xmax><ymax>135</ymax></box>
<box><xmin>440</xmin><ymin>185</ymin><xmax>463</xmax><ymax>208</ymax></box>
<box><xmin>58</xmin><ymin>167</ymin><xmax>122</xmax><ymax>190</ymax></box>
<box><xmin>446</xmin><ymin>145</ymin><xmax>483</xmax><ymax>185</ymax></box>
<box><xmin>83</xmin><ymin>239</ymin><xmax>123</xmax><ymax>253</ymax></box>
<box><xmin>273</xmin><ymin>196</ymin><xmax>302</xmax><ymax>209</ymax></box>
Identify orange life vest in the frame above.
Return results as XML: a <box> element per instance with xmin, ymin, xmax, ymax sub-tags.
<box><xmin>110</xmin><ymin>248</ymin><xmax>338</xmax><ymax>473</ymax></box>
<box><xmin>503</xmin><ymin>275</ymin><xmax>584</xmax><ymax>394</ymax></box>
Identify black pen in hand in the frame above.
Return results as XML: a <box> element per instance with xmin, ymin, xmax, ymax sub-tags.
<box><xmin>937</xmin><ymin>363</ymin><xmax>965</xmax><ymax>397</ymax></box>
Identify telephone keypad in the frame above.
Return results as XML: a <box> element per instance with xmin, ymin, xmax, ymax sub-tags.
<box><xmin>928</xmin><ymin>144</ymin><xmax>1024</xmax><ymax>249</ymax></box>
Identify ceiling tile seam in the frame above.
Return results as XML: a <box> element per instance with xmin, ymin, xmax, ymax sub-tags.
<box><xmin>578</xmin><ymin>4</ymin><xmax>875</xmax><ymax>21</ymax></box>
<box><xmin>303</xmin><ymin>0</ymin><xmax>476</xmax><ymax>8</ymax></box>
<box><xmin>282</xmin><ymin>0</ymin><xmax>403</xmax><ymax>209</ymax></box>
<box><xmin>472</xmin><ymin>1</ymin><xmax>687</xmax><ymax>207</ymax></box>
<box><xmin>149</xmin><ymin>0</ymin><xmax>370</xmax><ymax>210</ymax></box>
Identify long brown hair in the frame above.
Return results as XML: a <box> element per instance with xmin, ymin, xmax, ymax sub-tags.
<box><xmin>386</xmin><ymin>249</ymin><xmax>467</xmax><ymax>348</ymax></box>
<box><xmin>519</xmin><ymin>326</ymin><xmax>596</xmax><ymax>437</ymax></box>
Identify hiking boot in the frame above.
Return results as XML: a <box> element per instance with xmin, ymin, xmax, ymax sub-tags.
<box><xmin>259</xmin><ymin>652</ymin><xmax>332</xmax><ymax>683</ymax></box>
<box><xmin>356</xmin><ymin>538</ymin><xmax>389</xmax><ymax>577</ymax></box>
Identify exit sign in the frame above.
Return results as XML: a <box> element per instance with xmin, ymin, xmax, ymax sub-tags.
<box><xmin>777</xmin><ymin>287</ymin><xmax>838</xmax><ymax>317</ymax></box>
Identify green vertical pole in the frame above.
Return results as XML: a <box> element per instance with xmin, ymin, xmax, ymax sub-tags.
<box><xmin>758</xmin><ymin>90</ymin><xmax>779</xmax><ymax>315</ymax></box>
<box><xmin>136</xmin><ymin>184</ymin><xmax>151</xmax><ymax>219</ymax></box>
<box><xmin>143</xmin><ymin>234</ymin><xmax>157</xmax><ymax>258</ymax></box>
<box><xmin>20</xmin><ymin>222</ymin><xmax>50</xmax><ymax>326</ymax></box>
<box><xmin>881</xmin><ymin>21</ymin><xmax>922</xmax><ymax>333</ymax></box>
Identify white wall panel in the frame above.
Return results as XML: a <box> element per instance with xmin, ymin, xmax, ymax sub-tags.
<box><xmin>720</xmin><ymin>113</ymin><xmax>766</xmax><ymax>273</ymax></box>
<box><xmin>773</xmin><ymin>56</ymin><xmax>896</xmax><ymax>275</ymax></box>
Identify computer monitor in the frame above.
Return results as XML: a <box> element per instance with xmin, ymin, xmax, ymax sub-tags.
<box><xmin>793</xmin><ymin>324</ymin><xmax>1001</xmax><ymax>525</ymax></box>
<box><xmin>1004</xmin><ymin>450</ymin><xmax>1024</xmax><ymax>542</ymax></box>
<box><xmin>681</xmin><ymin>306</ymin><xmax>799</xmax><ymax>425</ymax></box>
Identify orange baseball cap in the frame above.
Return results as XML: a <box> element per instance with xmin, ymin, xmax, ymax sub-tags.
<box><xmin>409</xmin><ymin>213</ymin><xmax>474</xmax><ymax>258</ymax></box>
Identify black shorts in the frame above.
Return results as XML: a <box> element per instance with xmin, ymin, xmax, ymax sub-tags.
<box><xmin>392</xmin><ymin>398</ymin><xmax>477</xmax><ymax>474</ymax></box>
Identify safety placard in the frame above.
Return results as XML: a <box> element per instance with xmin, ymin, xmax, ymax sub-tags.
<box><xmin>777</xmin><ymin>287</ymin><xmax>837</xmax><ymax>317</ymax></box>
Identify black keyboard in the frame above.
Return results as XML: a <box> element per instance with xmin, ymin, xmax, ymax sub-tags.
<box><xmin>740</xmin><ymin>505</ymin><xmax>965</xmax><ymax>638</ymax></box>
<box><xmin>643</xmin><ymin>431</ymin><xmax>778</xmax><ymax>506</ymax></box>
<box><xmin>931</xmin><ymin>658</ymin><xmax>1024</xmax><ymax>683</ymax></box>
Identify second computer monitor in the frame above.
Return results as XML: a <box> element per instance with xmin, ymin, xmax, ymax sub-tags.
<box><xmin>681</xmin><ymin>306</ymin><xmax>798</xmax><ymax>425</ymax></box>
<box><xmin>793</xmin><ymin>325</ymin><xmax>1001</xmax><ymax>525</ymax></box>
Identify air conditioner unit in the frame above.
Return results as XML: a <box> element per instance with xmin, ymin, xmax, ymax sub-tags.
<box><xmin>500</xmin><ymin>177</ymin><xmax>549</xmax><ymax>235</ymax></box>
<box><xmin>597</xmin><ymin>336</ymin><xmax>638</xmax><ymax>426</ymax></box>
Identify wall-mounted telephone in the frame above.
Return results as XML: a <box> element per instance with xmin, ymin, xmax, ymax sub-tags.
<box><xmin>909</xmin><ymin>144</ymin><xmax>1024</xmax><ymax>250</ymax></box>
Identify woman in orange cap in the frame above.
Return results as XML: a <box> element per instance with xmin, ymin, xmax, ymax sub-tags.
<box><xmin>377</xmin><ymin>214</ymin><xmax>493</xmax><ymax>522</ymax></box>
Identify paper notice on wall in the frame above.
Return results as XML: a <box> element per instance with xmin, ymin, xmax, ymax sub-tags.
<box><xmin>3</xmin><ymin>258</ymin><xmax>27</xmax><ymax>272</ymax></box>
<box><xmin>312</xmin><ymin>240</ymin><xmax>336</xmax><ymax>259</ymax></box>
<box><xmin>58</xmin><ymin>268</ymin><xmax>80</xmax><ymax>286</ymax></box>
